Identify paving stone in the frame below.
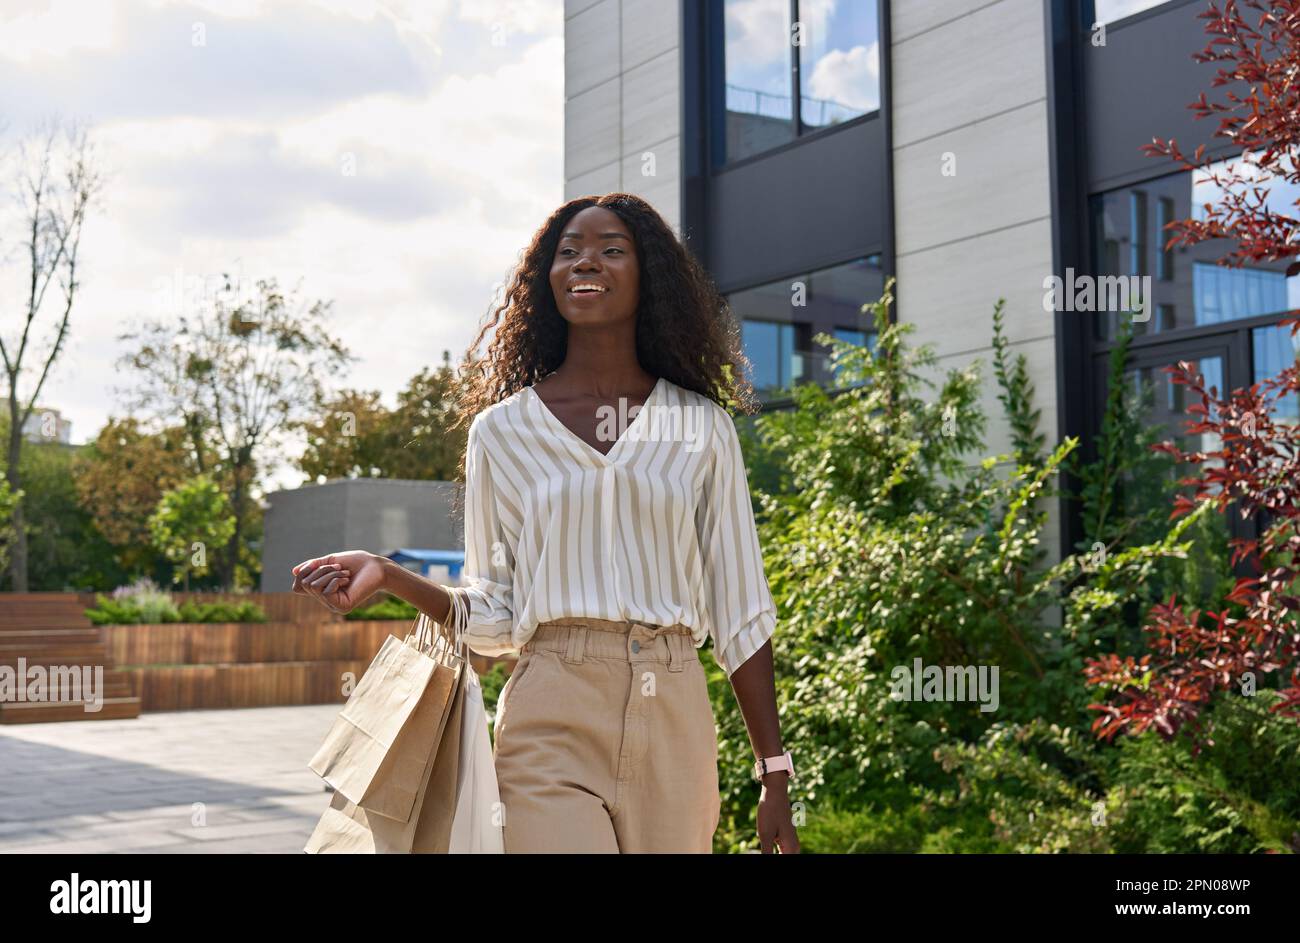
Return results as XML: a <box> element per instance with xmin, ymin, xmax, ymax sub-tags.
<box><xmin>0</xmin><ymin>704</ymin><xmax>341</xmax><ymax>853</ymax></box>
<box><xmin>174</xmin><ymin>815</ymin><xmax>316</xmax><ymax>842</ymax></box>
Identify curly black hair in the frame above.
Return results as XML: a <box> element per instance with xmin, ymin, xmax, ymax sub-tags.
<box><xmin>452</xmin><ymin>192</ymin><xmax>759</xmax><ymax>439</ymax></box>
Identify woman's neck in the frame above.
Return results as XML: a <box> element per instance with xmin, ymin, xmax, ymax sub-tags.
<box><xmin>547</xmin><ymin>325</ymin><xmax>655</xmax><ymax>396</ymax></box>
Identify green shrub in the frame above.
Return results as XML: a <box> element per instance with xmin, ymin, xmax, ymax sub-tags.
<box><xmin>712</xmin><ymin>282</ymin><xmax>1247</xmax><ymax>853</ymax></box>
<box><xmin>86</xmin><ymin>586</ymin><xmax>267</xmax><ymax>624</ymax></box>
<box><xmin>176</xmin><ymin>599</ymin><xmax>268</xmax><ymax>623</ymax></box>
<box><xmin>86</xmin><ymin>591</ymin><xmax>181</xmax><ymax>624</ymax></box>
<box><xmin>345</xmin><ymin>594</ymin><xmax>421</xmax><ymax>620</ymax></box>
<box><xmin>1104</xmin><ymin>692</ymin><xmax>1300</xmax><ymax>853</ymax></box>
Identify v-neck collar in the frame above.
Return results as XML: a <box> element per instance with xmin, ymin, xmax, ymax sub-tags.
<box><xmin>526</xmin><ymin>377</ymin><xmax>665</xmax><ymax>464</ymax></box>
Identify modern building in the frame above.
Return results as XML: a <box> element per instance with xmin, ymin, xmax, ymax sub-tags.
<box><xmin>260</xmin><ymin>478</ymin><xmax>462</xmax><ymax>592</ymax></box>
<box><xmin>562</xmin><ymin>0</ymin><xmax>1300</xmax><ymax>559</ymax></box>
<box><xmin>0</xmin><ymin>399</ymin><xmax>73</xmax><ymax>445</ymax></box>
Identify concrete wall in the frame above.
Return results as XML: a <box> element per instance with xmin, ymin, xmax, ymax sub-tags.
<box><xmin>260</xmin><ymin>479</ymin><xmax>462</xmax><ymax>592</ymax></box>
<box><xmin>889</xmin><ymin>0</ymin><xmax>1061</xmax><ymax>559</ymax></box>
<box><xmin>563</xmin><ymin>0</ymin><xmax>682</xmax><ymax>233</ymax></box>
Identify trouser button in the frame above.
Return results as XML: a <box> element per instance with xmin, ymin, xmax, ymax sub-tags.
<box><xmin>631</xmin><ymin>640</ymin><xmax>641</xmax><ymax>653</ymax></box>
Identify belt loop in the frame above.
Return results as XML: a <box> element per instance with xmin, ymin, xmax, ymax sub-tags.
<box><xmin>667</xmin><ymin>631</ymin><xmax>684</xmax><ymax>672</ymax></box>
<box><xmin>564</xmin><ymin>623</ymin><xmax>587</xmax><ymax>665</ymax></box>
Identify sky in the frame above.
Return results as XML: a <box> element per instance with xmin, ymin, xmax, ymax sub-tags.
<box><xmin>0</xmin><ymin>0</ymin><xmax>563</xmax><ymax>487</ymax></box>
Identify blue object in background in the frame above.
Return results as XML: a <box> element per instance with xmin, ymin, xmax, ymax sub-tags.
<box><xmin>386</xmin><ymin>548</ymin><xmax>465</xmax><ymax>583</ymax></box>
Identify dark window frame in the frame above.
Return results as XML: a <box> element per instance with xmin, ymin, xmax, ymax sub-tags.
<box><xmin>711</xmin><ymin>0</ymin><xmax>885</xmax><ymax>171</ymax></box>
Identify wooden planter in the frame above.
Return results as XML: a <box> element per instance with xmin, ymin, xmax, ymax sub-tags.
<box><xmin>101</xmin><ymin>619</ymin><xmax>513</xmax><ymax>712</ymax></box>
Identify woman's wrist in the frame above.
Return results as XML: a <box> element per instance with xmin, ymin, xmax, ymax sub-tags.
<box><xmin>376</xmin><ymin>554</ymin><xmax>398</xmax><ymax>594</ymax></box>
<box><xmin>377</xmin><ymin>556</ymin><xmax>456</xmax><ymax>628</ymax></box>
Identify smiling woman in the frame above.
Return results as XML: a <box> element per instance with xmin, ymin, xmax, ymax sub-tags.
<box><xmin>293</xmin><ymin>192</ymin><xmax>801</xmax><ymax>855</ymax></box>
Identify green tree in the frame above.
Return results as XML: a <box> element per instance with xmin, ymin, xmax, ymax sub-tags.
<box><xmin>0</xmin><ymin>477</ymin><xmax>19</xmax><ymax>577</ymax></box>
<box><xmin>296</xmin><ymin>353</ymin><xmax>467</xmax><ymax>483</ymax></box>
<box><xmin>118</xmin><ymin>275</ymin><xmax>353</xmax><ymax>588</ymax></box>
<box><xmin>72</xmin><ymin>418</ymin><xmax>196</xmax><ymax>577</ymax></box>
<box><xmin>1</xmin><ymin>120</ymin><xmax>104</xmax><ymax>589</ymax></box>
<box><xmin>297</xmin><ymin>388</ymin><xmax>389</xmax><ymax>481</ymax></box>
<box><xmin>383</xmin><ymin>358</ymin><xmax>468</xmax><ymax>480</ymax></box>
<box><xmin>0</xmin><ymin>427</ymin><xmax>123</xmax><ymax>591</ymax></box>
<box><xmin>148</xmin><ymin>475</ymin><xmax>236</xmax><ymax>590</ymax></box>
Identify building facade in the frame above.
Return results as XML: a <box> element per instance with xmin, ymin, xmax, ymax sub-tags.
<box><xmin>260</xmin><ymin>478</ymin><xmax>461</xmax><ymax>592</ymax></box>
<box><xmin>562</xmin><ymin>0</ymin><xmax>1300</xmax><ymax>559</ymax></box>
<box><xmin>0</xmin><ymin>399</ymin><xmax>73</xmax><ymax>445</ymax></box>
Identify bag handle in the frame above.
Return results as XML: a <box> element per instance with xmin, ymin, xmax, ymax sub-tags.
<box><xmin>407</xmin><ymin>586</ymin><xmax>468</xmax><ymax>663</ymax></box>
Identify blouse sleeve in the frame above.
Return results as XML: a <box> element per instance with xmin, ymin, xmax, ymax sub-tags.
<box><xmin>449</xmin><ymin>414</ymin><xmax>517</xmax><ymax>657</ymax></box>
<box><xmin>695</xmin><ymin>406</ymin><xmax>777</xmax><ymax>679</ymax></box>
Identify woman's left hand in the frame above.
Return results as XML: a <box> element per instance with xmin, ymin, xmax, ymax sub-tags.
<box><xmin>756</xmin><ymin>777</ymin><xmax>800</xmax><ymax>853</ymax></box>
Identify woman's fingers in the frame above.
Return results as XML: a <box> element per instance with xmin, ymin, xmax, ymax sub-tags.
<box><xmin>292</xmin><ymin>558</ymin><xmax>352</xmax><ymax>605</ymax></box>
<box><xmin>305</xmin><ymin>566</ymin><xmax>347</xmax><ymax>592</ymax></box>
<box><xmin>322</xmin><ymin>573</ymin><xmax>350</xmax><ymax>594</ymax></box>
<box><xmin>292</xmin><ymin>558</ymin><xmax>328</xmax><ymax>594</ymax></box>
<box><xmin>303</xmin><ymin>563</ymin><xmax>341</xmax><ymax>580</ymax></box>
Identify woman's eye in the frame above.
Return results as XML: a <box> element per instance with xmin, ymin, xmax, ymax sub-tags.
<box><xmin>559</xmin><ymin>246</ymin><xmax>622</xmax><ymax>257</ymax></box>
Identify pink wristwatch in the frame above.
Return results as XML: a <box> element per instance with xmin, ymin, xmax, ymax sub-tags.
<box><xmin>753</xmin><ymin>749</ymin><xmax>795</xmax><ymax>783</ymax></box>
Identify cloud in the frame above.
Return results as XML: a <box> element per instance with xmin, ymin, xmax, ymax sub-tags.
<box><xmin>119</xmin><ymin>126</ymin><xmax>464</xmax><ymax>241</ymax></box>
<box><xmin>0</xmin><ymin>0</ymin><xmax>431</xmax><ymax>127</ymax></box>
<box><xmin>0</xmin><ymin>0</ymin><xmax>562</xmax><ymax>455</ymax></box>
<box><xmin>805</xmin><ymin>40</ymin><xmax>879</xmax><ymax>115</ymax></box>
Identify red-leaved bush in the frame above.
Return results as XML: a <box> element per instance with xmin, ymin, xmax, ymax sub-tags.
<box><xmin>1140</xmin><ymin>0</ymin><xmax>1300</xmax><ymax>276</ymax></box>
<box><xmin>1086</xmin><ymin>0</ymin><xmax>1300</xmax><ymax>746</ymax></box>
<box><xmin>1084</xmin><ymin>333</ymin><xmax>1300</xmax><ymax>744</ymax></box>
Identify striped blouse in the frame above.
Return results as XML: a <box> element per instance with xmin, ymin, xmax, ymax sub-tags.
<box><xmin>444</xmin><ymin>376</ymin><xmax>777</xmax><ymax>679</ymax></box>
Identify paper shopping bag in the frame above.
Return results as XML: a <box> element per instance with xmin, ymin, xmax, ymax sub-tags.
<box><xmin>305</xmin><ymin>658</ymin><xmax>467</xmax><ymax>854</ymax></box>
<box><xmin>308</xmin><ymin>615</ymin><xmax>458</xmax><ymax>821</ymax></box>
<box><xmin>410</xmin><ymin>661</ymin><xmax>469</xmax><ymax>853</ymax></box>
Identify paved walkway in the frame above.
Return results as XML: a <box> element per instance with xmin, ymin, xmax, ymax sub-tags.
<box><xmin>0</xmin><ymin>705</ymin><xmax>342</xmax><ymax>853</ymax></box>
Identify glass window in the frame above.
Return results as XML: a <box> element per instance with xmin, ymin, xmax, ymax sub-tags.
<box><xmin>1091</xmin><ymin>0</ymin><xmax>1171</xmax><ymax>25</ymax></box>
<box><xmin>721</xmin><ymin>0</ymin><xmax>879</xmax><ymax>164</ymax></box>
<box><xmin>723</xmin><ymin>0</ymin><xmax>795</xmax><ymax>163</ymax></box>
<box><xmin>826</xmin><ymin>327</ymin><xmax>877</xmax><ymax>387</ymax></box>
<box><xmin>1089</xmin><ymin>159</ymin><xmax>1300</xmax><ymax>340</ymax></box>
<box><xmin>1252</xmin><ymin>324</ymin><xmax>1300</xmax><ymax>423</ymax></box>
<box><xmin>798</xmin><ymin>2</ymin><xmax>880</xmax><ymax>131</ymax></box>
<box><xmin>741</xmin><ymin>319</ymin><xmax>802</xmax><ymax>394</ymax></box>
<box><xmin>1156</xmin><ymin>196</ymin><xmax>1174</xmax><ymax>281</ymax></box>
<box><xmin>1193</xmin><ymin>263</ymin><xmax>1289</xmax><ymax>325</ymax></box>
<box><xmin>729</xmin><ymin>255</ymin><xmax>884</xmax><ymax>401</ymax></box>
<box><xmin>1129</xmin><ymin>191</ymin><xmax>1147</xmax><ymax>277</ymax></box>
<box><xmin>1129</xmin><ymin>354</ymin><xmax>1225</xmax><ymax>458</ymax></box>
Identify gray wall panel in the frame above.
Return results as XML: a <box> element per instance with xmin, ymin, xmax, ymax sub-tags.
<box><xmin>1083</xmin><ymin>0</ymin><xmax>1237</xmax><ymax>191</ymax></box>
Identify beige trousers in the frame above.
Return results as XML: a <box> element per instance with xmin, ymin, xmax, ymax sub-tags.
<box><xmin>491</xmin><ymin>617</ymin><xmax>721</xmax><ymax>853</ymax></box>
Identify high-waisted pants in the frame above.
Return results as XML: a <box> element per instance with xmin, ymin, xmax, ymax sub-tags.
<box><xmin>491</xmin><ymin>617</ymin><xmax>721</xmax><ymax>853</ymax></box>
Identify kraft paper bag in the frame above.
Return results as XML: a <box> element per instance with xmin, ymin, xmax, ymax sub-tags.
<box><xmin>410</xmin><ymin>663</ymin><xmax>468</xmax><ymax>853</ymax></box>
<box><xmin>308</xmin><ymin>615</ymin><xmax>457</xmax><ymax>821</ymax></box>
<box><xmin>305</xmin><ymin>659</ymin><xmax>466</xmax><ymax>854</ymax></box>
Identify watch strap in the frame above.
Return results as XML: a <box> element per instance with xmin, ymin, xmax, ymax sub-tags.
<box><xmin>753</xmin><ymin>750</ymin><xmax>794</xmax><ymax>781</ymax></box>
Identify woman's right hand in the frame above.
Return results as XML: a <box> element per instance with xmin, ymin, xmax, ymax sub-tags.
<box><xmin>292</xmin><ymin>550</ymin><xmax>387</xmax><ymax>614</ymax></box>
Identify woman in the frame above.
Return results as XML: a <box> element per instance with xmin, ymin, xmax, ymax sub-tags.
<box><xmin>292</xmin><ymin>193</ymin><xmax>799</xmax><ymax>854</ymax></box>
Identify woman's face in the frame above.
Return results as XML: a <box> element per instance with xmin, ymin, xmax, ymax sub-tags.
<box><xmin>549</xmin><ymin>206</ymin><xmax>640</xmax><ymax>327</ymax></box>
